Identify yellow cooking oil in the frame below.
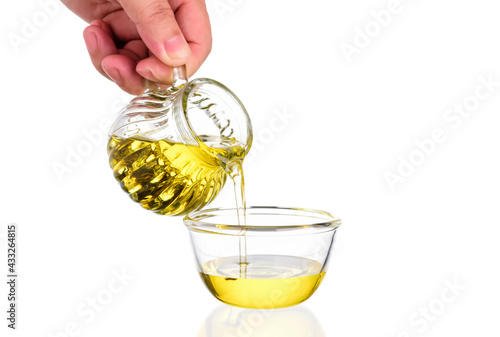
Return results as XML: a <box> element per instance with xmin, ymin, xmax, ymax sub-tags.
<box><xmin>199</xmin><ymin>255</ymin><xmax>326</xmax><ymax>309</ymax></box>
<box><xmin>107</xmin><ymin>135</ymin><xmax>246</xmax><ymax>216</ymax></box>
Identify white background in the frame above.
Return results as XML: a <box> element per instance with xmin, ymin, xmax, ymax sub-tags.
<box><xmin>1</xmin><ymin>0</ymin><xmax>500</xmax><ymax>336</ymax></box>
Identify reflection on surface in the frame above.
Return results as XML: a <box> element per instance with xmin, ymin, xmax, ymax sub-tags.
<box><xmin>198</xmin><ymin>305</ymin><xmax>326</xmax><ymax>337</ymax></box>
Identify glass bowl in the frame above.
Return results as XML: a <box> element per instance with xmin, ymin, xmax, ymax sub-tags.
<box><xmin>184</xmin><ymin>206</ymin><xmax>341</xmax><ymax>309</ymax></box>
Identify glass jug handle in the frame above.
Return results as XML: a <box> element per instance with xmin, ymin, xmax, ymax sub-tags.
<box><xmin>172</xmin><ymin>65</ymin><xmax>188</xmax><ymax>88</ymax></box>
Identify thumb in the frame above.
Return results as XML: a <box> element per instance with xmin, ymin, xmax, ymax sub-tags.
<box><xmin>118</xmin><ymin>0</ymin><xmax>191</xmax><ymax>66</ymax></box>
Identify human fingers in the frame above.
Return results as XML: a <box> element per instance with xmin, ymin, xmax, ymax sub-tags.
<box><xmin>135</xmin><ymin>0</ymin><xmax>211</xmax><ymax>84</ymax></box>
<box><xmin>83</xmin><ymin>20</ymin><xmax>117</xmax><ymax>78</ymax></box>
<box><xmin>102</xmin><ymin>54</ymin><xmax>146</xmax><ymax>95</ymax></box>
<box><xmin>136</xmin><ymin>56</ymin><xmax>173</xmax><ymax>84</ymax></box>
<box><xmin>83</xmin><ymin>19</ymin><xmax>149</xmax><ymax>94</ymax></box>
<box><xmin>118</xmin><ymin>0</ymin><xmax>191</xmax><ymax>66</ymax></box>
<box><xmin>175</xmin><ymin>0</ymin><xmax>212</xmax><ymax>76</ymax></box>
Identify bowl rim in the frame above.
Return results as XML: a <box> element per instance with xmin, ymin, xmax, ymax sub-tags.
<box><xmin>183</xmin><ymin>206</ymin><xmax>341</xmax><ymax>235</ymax></box>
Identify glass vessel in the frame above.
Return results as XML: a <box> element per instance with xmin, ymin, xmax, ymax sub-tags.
<box><xmin>184</xmin><ymin>206</ymin><xmax>342</xmax><ymax>309</ymax></box>
<box><xmin>107</xmin><ymin>66</ymin><xmax>252</xmax><ymax>216</ymax></box>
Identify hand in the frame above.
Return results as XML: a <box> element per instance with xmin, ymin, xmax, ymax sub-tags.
<box><xmin>62</xmin><ymin>0</ymin><xmax>212</xmax><ymax>94</ymax></box>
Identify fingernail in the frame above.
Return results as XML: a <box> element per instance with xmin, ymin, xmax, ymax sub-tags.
<box><xmin>164</xmin><ymin>35</ymin><xmax>190</xmax><ymax>60</ymax></box>
<box><xmin>104</xmin><ymin>68</ymin><xmax>122</xmax><ymax>83</ymax></box>
<box><xmin>83</xmin><ymin>32</ymin><xmax>97</xmax><ymax>54</ymax></box>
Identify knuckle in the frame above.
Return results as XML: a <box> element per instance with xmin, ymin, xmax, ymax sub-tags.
<box><xmin>139</xmin><ymin>1</ymin><xmax>175</xmax><ymax>25</ymax></box>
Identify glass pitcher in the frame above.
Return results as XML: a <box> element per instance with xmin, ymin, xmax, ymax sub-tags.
<box><xmin>107</xmin><ymin>66</ymin><xmax>252</xmax><ymax>216</ymax></box>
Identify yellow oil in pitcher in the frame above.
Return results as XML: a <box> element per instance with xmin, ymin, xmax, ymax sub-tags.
<box><xmin>107</xmin><ymin>135</ymin><xmax>246</xmax><ymax>216</ymax></box>
<box><xmin>199</xmin><ymin>255</ymin><xmax>326</xmax><ymax>309</ymax></box>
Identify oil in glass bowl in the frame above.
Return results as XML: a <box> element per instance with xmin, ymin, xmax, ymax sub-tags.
<box><xmin>199</xmin><ymin>254</ymin><xmax>326</xmax><ymax>309</ymax></box>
